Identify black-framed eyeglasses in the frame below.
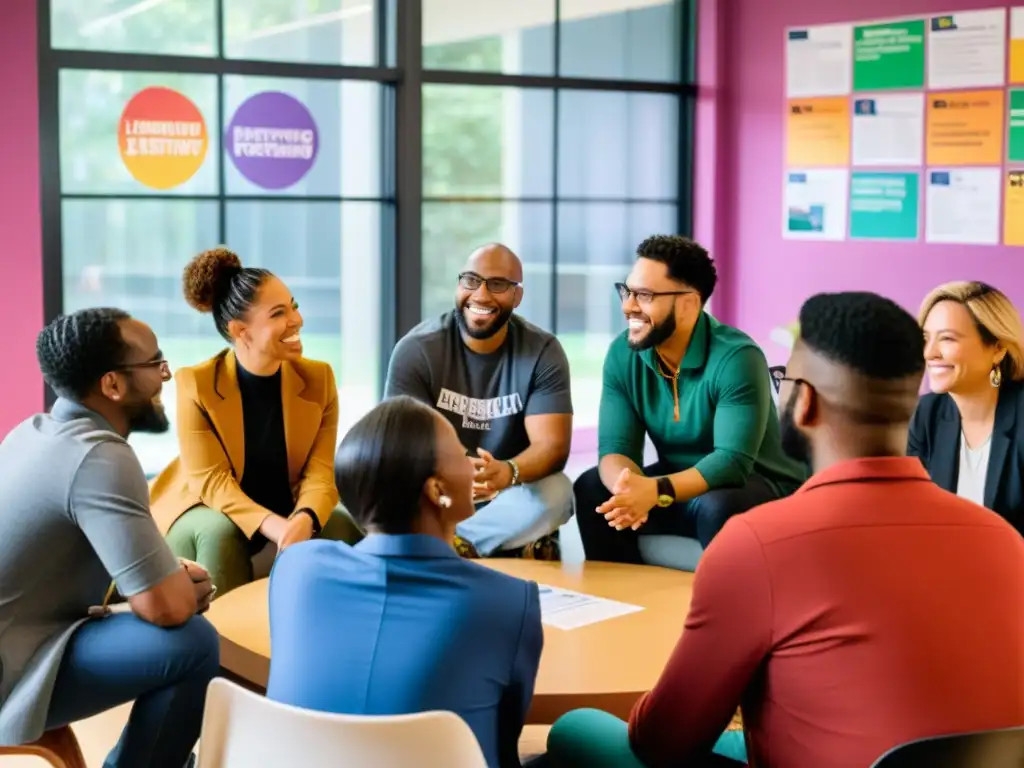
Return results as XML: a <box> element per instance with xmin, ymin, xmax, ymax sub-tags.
<box><xmin>458</xmin><ymin>272</ymin><xmax>520</xmax><ymax>295</ymax></box>
<box><xmin>117</xmin><ymin>359</ymin><xmax>171</xmax><ymax>377</ymax></box>
<box><xmin>770</xmin><ymin>365</ymin><xmax>810</xmax><ymax>395</ymax></box>
<box><xmin>615</xmin><ymin>282</ymin><xmax>693</xmax><ymax>306</ymax></box>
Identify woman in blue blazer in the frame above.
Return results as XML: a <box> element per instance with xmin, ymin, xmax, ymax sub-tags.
<box><xmin>267</xmin><ymin>395</ymin><xmax>544</xmax><ymax>768</ymax></box>
<box><xmin>910</xmin><ymin>282</ymin><xmax>1024</xmax><ymax>536</ymax></box>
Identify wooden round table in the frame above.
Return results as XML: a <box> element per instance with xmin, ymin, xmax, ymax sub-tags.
<box><xmin>204</xmin><ymin>560</ymin><xmax>694</xmax><ymax>724</ymax></box>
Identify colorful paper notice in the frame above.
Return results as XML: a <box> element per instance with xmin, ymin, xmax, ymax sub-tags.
<box><xmin>787</xmin><ymin>97</ymin><xmax>851</xmax><ymax>166</ymax></box>
<box><xmin>1009</xmin><ymin>89</ymin><xmax>1024</xmax><ymax>163</ymax></box>
<box><xmin>927</xmin><ymin>9</ymin><xmax>1007</xmax><ymax>89</ymax></box>
<box><xmin>925</xmin><ymin>168</ymin><xmax>1001</xmax><ymax>245</ymax></box>
<box><xmin>1006</xmin><ymin>171</ymin><xmax>1024</xmax><ymax>246</ymax></box>
<box><xmin>225</xmin><ymin>91</ymin><xmax>319</xmax><ymax>190</ymax></box>
<box><xmin>118</xmin><ymin>87</ymin><xmax>208</xmax><ymax>190</ymax></box>
<box><xmin>850</xmin><ymin>172</ymin><xmax>920</xmax><ymax>240</ymax></box>
<box><xmin>1011</xmin><ymin>8</ymin><xmax>1024</xmax><ymax>84</ymax></box>
<box><xmin>925</xmin><ymin>89</ymin><xmax>1004</xmax><ymax>166</ymax></box>
<box><xmin>852</xmin><ymin>94</ymin><xmax>924</xmax><ymax>166</ymax></box>
<box><xmin>853</xmin><ymin>19</ymin><xmax>926</xmax><ymax>91</ymax></box>
<box><xmin>783</xmin><ymin>169</ymin><xmax>849</xmax><ymax>240</ymax></box>
<box><xmin>786</xmin><ymin>24</ymin><xmax>853</xmax><ymax>97</ymax></box>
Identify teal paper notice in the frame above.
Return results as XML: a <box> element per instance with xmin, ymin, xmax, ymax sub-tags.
<box><xmin>849</xmin><ymin>172</ymin><xmax>920</xmax><ymax>240</ymax></box>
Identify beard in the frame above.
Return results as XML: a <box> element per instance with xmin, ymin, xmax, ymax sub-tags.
<box><xmin>779</xmin><ymin>388</ymin><xmax>811</xmax><ymax>468</ymax></box>
<box><xmin>627</xmin><ymin>312</ymin><xmax>677</xmax><ymax>351</ymax></box>
<box><xmin>455</xmin><ymin>300</ymin><xmax>514</xmax><ymax>340</ymax></box>
<box><xmin>128</xmin><ymin>399</ymin><xmax>170</xmax><ymax>434</ymax></box>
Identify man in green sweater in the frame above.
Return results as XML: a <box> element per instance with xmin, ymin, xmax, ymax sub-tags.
<box><xmin>574</xmin><ymin>235</ymin><xmax>807</xmax><ymax>563</ymax></box>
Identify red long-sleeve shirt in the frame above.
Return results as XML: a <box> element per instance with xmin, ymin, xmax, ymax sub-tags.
<box><xmin>629</xmin><ymin>458</ymin><xmax>1024</xmax><ymax>768</ymax></box>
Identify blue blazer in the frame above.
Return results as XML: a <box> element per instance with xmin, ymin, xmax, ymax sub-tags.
<box><xmin>267</xmin><ymin>534</ymin><xmax>543</xmax><ymax>768</ymax></box>
<box><xmin>908</xmin><ymin>381</ymin><xmax>1024</xmax><ymax>537</ymax></box>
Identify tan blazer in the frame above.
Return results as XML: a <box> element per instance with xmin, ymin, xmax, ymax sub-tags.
<box><xmin>149</xmin><ymin>349</ymin><xmax>340</xmax><ymax>537</ymax></box>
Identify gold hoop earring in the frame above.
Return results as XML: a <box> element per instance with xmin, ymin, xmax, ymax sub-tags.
<box><xmin>990</xmin><ymin>366</ymin><xmax>1002</xmax><ymax>388</ymax></box>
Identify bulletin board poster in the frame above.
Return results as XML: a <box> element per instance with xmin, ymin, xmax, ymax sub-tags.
<box><xmin>925</xmin><ymin>89</ymin><xmax>1004</xmax><ymax>166</ymax></box>
<box><xmin>1006</xmin><ymin>170</ymin><xmax>1024</xmax><ymax>246</ymax></box>
<box><xmin>1012</xmin><ymin>7</ymin><xmax>1024</xmax><ymax>84</ymax></box>
<box><xmin>853</xmin><ymin>19</ymin><xmax>926</xmax><ymax>91</ymax></box>
<box><xmin>787</xmin><ymin>97</ymin><xmax>851</xmax><ymax>166</ymax></box>
<box><xmin>118</xmin><ymin>87</ymin><xmax>208</xmax><ymax>190</ymax></box>
<box><xmin>786</xmin><ymin>25</ymin><xmax>853</xmax><ymax>97</ymax></box>
<box><xmin>1009</xmin><ymin>89</ymin><xmax>1024</xmax><ymax>163</ymax></box>
<box><xmin>927</xmin><ymin>9</ymin><xmax>1006</xmax><ymax>89</ymax></box>
<box><xmin>849</xmin><ymin>172</ymin><xmax>920</xmax><ymax>240</ymax></box>
<box><xmin>925</xmin><ymin>168</ymin><xmax>1001</xmax><ymax>244</ymax></box>
<box><xmin>783</xmin><ymin>169</ymin><xmax>850</xmax><ymax>240</ymax></box>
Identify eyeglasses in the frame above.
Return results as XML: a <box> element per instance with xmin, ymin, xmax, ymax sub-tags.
<box><xmin>770</xmin><ymin>365</ymin><xmax>811</xmax><ymax>395</ymax></box>
<box><xmin>458</xmin><ymin>272</ymin><xmax>520</xmax><ymax>295</ymax></box>
<box><xmin>117</xmin><ymin>359</ymin><xmax>171</xmax><ymax>377</ymax></box>
<box><xmin>615</xmin><ymin>283</ymin><xmax>694</xmax><ymax>306</ymax></box>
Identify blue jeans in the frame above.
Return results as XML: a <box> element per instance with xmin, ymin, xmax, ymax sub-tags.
<box><xmin>44</xmin><ymin>613</ymin><xmax>220</xmax><ymax>768</ymax></box>
<box><xmin>456</xmin><ymin>472</ymin><xmax>575</xmax><ymax>555</ymax></box>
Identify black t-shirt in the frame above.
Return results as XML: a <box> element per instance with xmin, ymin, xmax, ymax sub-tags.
<box><xmin>236</xmin><ymin>364</ymin><xmax>292</xmax><ymax>521</ymax></box>
<box><xmin>383</xmin><ymin>311</ymin><xmax>573</xmax><ymax>459</ymax></box>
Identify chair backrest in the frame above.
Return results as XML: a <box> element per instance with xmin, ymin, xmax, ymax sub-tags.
<box><xmin>870</xmin><ymin>726</ymin><xmax>1024</xmax><ymax>768</ymax></box>
<box><xmin>197</xmin><ymin>678</ymin><xmax>488</xmax><ymax>768</ymax></box>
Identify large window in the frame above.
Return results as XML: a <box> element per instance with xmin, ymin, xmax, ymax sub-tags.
<box><xmin>40</xmin><ymin>1</ymin><xmax>695</xmax><ymax>469</ymax></box>
<box><xmin>420</xmin><ymin>0</ymin><xmax>690</xmax><ymax>427</ymax></box>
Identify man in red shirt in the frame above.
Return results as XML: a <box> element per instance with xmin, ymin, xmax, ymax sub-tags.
<box><xmin>548</xmin><ymin>291</ymin><xmax>1024</xmax><ymax>768</ymax></box>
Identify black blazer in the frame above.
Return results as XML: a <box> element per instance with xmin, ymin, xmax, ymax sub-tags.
<box><xmin>908</xmin><ymin>381</ymin><xmax>1024</xmax><ymax>537</ymax></box>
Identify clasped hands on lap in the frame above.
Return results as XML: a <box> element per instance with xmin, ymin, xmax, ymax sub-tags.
<box><xmin>258</xmin><ymin>509</ymin><xmax>316</xmax><ymax>553</ymax></box>
<box><xmin>471</xmin><ymin>447</ymin><xmax>514</xmax><ymax>503</ymax></box>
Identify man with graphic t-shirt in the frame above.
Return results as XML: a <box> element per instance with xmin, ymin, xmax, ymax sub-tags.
<box><xmin>384</xmin><ymin>243</ymin><xmax>574</xmax><ymax>559</ymax></box>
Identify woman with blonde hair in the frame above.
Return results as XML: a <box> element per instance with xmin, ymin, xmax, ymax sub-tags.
<box><xmin>910</xmin><ymin>281</ymin><xmax>1024</xmax><ymax>535</ymax></box>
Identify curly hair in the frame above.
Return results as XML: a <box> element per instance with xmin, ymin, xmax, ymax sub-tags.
<box><xmin>636</xmin><ymin>235</ymin><xmax>718</xmax><ymax>304</ymax></box>
<box><xmin>183</xmin><ymin>247</ymin><xmax>271</xmax><ymax>342</ymax></box>
<box><xmin>36</xmin><ymin>308</ymin><xmax>132</xmax><ymax>400</ymax></box>
<box><xmin>799</xmin><ymin>292</ymin><xmax>925</xmax><ymax>380</ymax></box>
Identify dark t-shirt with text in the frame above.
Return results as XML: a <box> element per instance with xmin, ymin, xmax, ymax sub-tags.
<box><xmin>384</xmin><ymin>312</ymin><xmax>573</xmax><ymax>459</ymax></box>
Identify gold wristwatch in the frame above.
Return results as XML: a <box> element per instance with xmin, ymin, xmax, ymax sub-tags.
<box><xmin>655</xmin><ymin>477</ymin><xmax>675</xmax><ymax>507</ymax></box>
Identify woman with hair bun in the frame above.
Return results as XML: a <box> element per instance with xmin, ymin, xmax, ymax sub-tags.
<box><xmin>911</xmin><ymin>281</ymin><xmax>1024</xmax><ymax>536</ymax></box>
<box><xmin>150</xmin><ymin>247</ymin><xmax>362</xmax><ymax>595</ymax></box>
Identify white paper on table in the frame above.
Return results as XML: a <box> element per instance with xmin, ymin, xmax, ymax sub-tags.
<box><xmin>927</xmin><ymin>9</ymin><xmax>1006</xmax><ymax>89</ymax></box>
<box><xmin>537</xmin><ymin>584</ymin><xmax>644</xmax><ymax>630</ymax></box>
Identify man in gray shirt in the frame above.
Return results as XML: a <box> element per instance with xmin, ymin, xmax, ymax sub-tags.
<box><xmin>385</xmin><ymin>243</ymin><xmax>574</xmax><ymax>558</ymax></box>
<box><xmin>0</xmin><ymin>308</ymin><xmax>218</xmax><ymax>768</ymax></box>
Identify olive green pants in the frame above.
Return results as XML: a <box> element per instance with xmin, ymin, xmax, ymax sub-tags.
<box><xmin>166</xmin><ymin>505</ymin><xmax>363</xmax><ymax>597</ymax></box>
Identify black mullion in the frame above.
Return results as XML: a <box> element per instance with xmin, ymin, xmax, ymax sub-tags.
<box><xmin>422</xmin><ymin>68</ymin><xmax>692</xmax><ymax>95</ymax></box>
<box><xmin>60</xmin><ymin>193</ymin><xmax>394</xmax><ymax>203</ymax></box>
<box><xmin>215</xmin><ymin>0</ymin><xmax>226</xmax><ymax>245</ymax></box>
<box><xmin>38</xmin><ymin>0</ymin><xmax>62</xmax><ymax>410</ymax></box>
<box><xmin>677</xmin><ymin>0</ymin><xmax>697</xmax><ymax>237</ymax></box>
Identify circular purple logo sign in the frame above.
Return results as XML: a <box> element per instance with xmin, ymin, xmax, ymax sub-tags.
<box><xmin>225</xmin><ymin>91</ymin><xmax>318</xmax><ymax>190</ymax></box>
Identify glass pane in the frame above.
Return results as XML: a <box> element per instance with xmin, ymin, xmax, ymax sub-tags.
<box><xmin>421</xmin><ymin>202</ymin><xmax>553</xmax><ymax>330</ymax></box>
<box><xmin>559</xmin><ymin>0</ymin><xmax>681</xmax><ymax>82</ymax></box>
<box><xmin>61</xmin><ymin>199</ymin><xmax>221</xmax><ymax>473</ymax></box>
<box><xmin>223</xmin><ymin>76</ymin><xmax>382</xmax><ymax>198</ymax></box>
<box><xmin>223</xmin><ymin>0</ymin><xmax>376</xmax><ymax>66</ymax></box>
<box><xmin>51</xmin><ymin>0</ymin><xmax>216</xmax><ymax>56</ymax></box>
<box><xmin>558</xmin><ymin>90</ymin><xmax>678</xmax><ymax>200</ymax></box>
<box><xmin>423</xmin><ymin>0</ymin><xmax>555</xmax><ymax>75</ymax></box>
<box><xmin>423</xmin><ymin>86</ymin><xmax>554</xmax><ymax>199</ymax></box>
<box><xmin>556</xmin><ymin>202</ymin><xmax>677</xmax><ymax>426</ymax></box>
<box><xmin>60</xmin><ymin>70</ymin><xmax>218</xmax><ymax>196</ymax></box>
<box><xmin>226</xmin><ymin>200</ymin><xmax>383</xmax><ymax>435</ymax></box>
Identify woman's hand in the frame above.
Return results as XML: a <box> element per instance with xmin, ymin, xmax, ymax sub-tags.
<box><xmin>278</xmin><ymin>512</ymin><xmax>315</xmax><ymax>552</ymax></box>
<box><xmin>258</xmin><ymin>513</ymin><xmax>289</xmax><ymax>544</ymax></box>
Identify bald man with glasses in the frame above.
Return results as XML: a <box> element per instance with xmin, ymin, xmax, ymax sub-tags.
<box><xmin>384</xmin><ymin>243</ymin><xmax>574</xmax><ymax>560</ymax></box>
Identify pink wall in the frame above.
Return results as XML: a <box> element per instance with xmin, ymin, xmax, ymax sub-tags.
<box><xmin>699</xmin><ymin>0</ymin><xmax>1024</xmax><ymax>363</ymax></box>
<box><xmin>0</xmin><ymin>0</ymin><xmax>43</xmax><ymax>434</ymax></box>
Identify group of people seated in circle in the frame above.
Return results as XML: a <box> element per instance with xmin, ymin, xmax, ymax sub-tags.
<box><xmin>0</xmin><ymin>233</ymin><xmax>1021</xmax><ymax>768</ymax></box>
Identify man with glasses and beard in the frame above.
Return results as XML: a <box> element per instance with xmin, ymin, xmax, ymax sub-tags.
<box><xmin>574</xmin><ymin>235</ymin><xmax>806</xmax><ymax>564</ymax></box>
<box><xmin>0</xmin><ymin>309</ymin><xmax>218</xmax><ymax>768</ymax></box>
<box><xmin>385</xmin><ymin>243</ymin><xmax>574</xmax><ymax>559</ymax></box>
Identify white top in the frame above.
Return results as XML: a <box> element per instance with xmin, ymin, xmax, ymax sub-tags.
<box><xmin>956</xmin><ymin>431</ymin><xmax>991</xmax><ymax>507</ymax></box>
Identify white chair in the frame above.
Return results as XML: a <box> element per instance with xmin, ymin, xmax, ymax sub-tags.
<box><xmin>196</xmin><ymin>678</ymin><xmax>488</xmax><ymax>768</ymax></box>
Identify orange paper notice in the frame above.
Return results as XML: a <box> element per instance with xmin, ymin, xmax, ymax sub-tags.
<box><xmin>926</xmin><ymin>89</ymin><xmax>1004</xmax><ymax>166</ymax></box>
<box><xmin>787</xmin><ymin>97</ymin><xmax>851</xmax><ymax>167</ymax></box>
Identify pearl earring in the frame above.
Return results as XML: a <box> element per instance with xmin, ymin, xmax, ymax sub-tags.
<box><xmin>438</xmin><ymin>495</ymin><xmax>452</xmax><ymax>509</ymax></box>
<box><xmin>990</xmin><ymin>366</ymin><xmax>1003</xmax><ymax>388</ymax></box>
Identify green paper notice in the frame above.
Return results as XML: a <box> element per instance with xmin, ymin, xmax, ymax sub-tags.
<box><xmin>1010</xmin><ymin>90</ymin><xmax>1024</xmax><ymax>163</ymax></box>
<box><xmin>853</xmin><ymin>20</ymin><xmax>926</xmax><ymax>91</ymax></box>
<box><xmin>850</xmin><ymin>172</ymin><xmax>920</xmax><ymax>240</ymax></box>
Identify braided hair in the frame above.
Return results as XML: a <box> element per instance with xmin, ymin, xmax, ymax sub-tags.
<box><xmin>36</xmin><ymin>308</ymin><xmax>132</xmax><ymax>400</ymax></box>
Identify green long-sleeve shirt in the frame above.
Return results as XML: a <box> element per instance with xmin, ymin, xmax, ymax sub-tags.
<box><xmin>598</xmin><ymin>312</ymin><xmax>807</xmax><ymax>495</ymax></box>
